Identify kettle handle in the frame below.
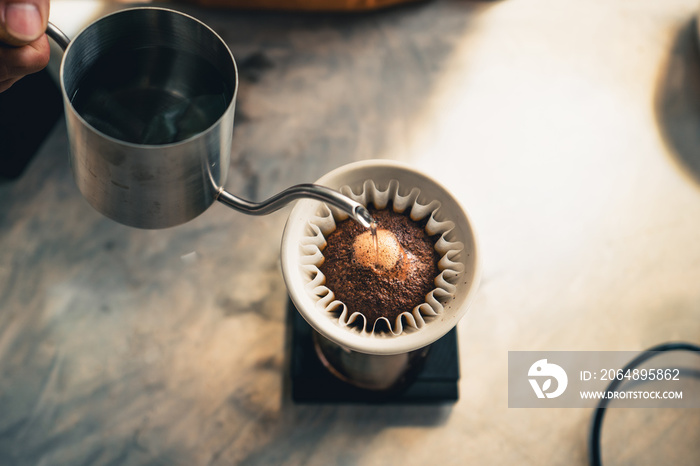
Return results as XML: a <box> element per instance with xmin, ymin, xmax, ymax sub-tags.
<box><xmin>46</xmin><ymin>21</ymin><xmax>70</xmax><ymax>51</ymax></box>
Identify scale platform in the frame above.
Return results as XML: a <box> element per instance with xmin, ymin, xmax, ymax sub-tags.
<box><xmin>288</xmin><ymin>301</ymin><xmax>460</xmax><ymax>404</ymax></box>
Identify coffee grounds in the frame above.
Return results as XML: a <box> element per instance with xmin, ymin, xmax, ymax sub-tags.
<box><xmin>319</xmin><ymin>206</ymin><xmax>440</xmax><ymax>329</ymax></box>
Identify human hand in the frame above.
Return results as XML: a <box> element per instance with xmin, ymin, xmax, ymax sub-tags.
<box><xmin>0</xmin><ymin>0</ymin><xmax>50</xmax><ymax>92</ymax></box>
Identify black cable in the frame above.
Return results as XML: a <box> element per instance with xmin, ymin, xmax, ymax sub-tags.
<box><xmin>588</xmin><ymin>342</ymin><xmax>700</xmax><ymax>466</ymax></box>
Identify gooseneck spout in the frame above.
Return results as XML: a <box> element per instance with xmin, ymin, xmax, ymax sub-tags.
<box><xmin>216</xmin><ymin>184</ymin><xmax>374</xmax><ymax>228</ymax></box>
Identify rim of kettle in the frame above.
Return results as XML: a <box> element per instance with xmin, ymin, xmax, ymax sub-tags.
<box><xmin>57</xmin><ymin>6</ymin><xmax>239</xmax><ymax>150</ymax></box>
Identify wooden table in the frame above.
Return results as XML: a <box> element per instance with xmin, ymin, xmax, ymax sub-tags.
<box><xmin>2</xmin><ymin>0</ymin><xmax>699</xmax><ymax>464</ymax></box>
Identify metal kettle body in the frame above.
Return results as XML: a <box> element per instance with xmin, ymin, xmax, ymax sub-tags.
<box><xmin>48</xmin><ymin>8</ymin><xmax>372</xmax><ymax>230</ymax></box>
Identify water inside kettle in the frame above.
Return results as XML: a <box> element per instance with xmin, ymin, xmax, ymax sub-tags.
<box><xmin>70</xmin><ymin>46</ymin><xmax>233</xmax><ymax>145</ymax></box>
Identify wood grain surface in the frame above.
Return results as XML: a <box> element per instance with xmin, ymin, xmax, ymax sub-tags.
<box><xmin>1</xmin><ymin>0</ymin><xmax>700</xmax><ymax>464</ymax></box>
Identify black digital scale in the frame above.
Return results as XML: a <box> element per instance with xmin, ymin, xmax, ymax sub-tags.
<box><xmin>287</xmin><ymin>300</ymin><xmax>460</xmax><ymax>404</ymax></box>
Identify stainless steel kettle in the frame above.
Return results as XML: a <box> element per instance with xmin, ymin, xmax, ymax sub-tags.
<box><xmin>46</xmin><ymin>8</ymin><xmax>372</xmax><ymax>229</ymax></box>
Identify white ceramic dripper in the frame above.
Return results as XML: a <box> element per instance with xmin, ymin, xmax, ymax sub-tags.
<box><xmin>281</xmin><ymin>160</ymin><xmax>481</xmax><ymax>389</ymax></box>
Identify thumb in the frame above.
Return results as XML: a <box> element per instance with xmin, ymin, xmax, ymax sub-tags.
<box><xmin>0</xmin><ymin>0</ymin><xmax>49</xmax><ymax>47</ymax></box>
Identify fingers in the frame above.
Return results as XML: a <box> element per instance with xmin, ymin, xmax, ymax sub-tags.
<box><xmin>0</xmin><ymin>32</ymin><xmax>49</xmax><ymax>91</ymax></box>
<box><xmin>0</xmin><ymin>0</ymin><xmax>50</xmax><ymax>92</ymax></box>
<box><xmin>0</xmin><ymin>0</ymin><xmax>49</xmax><ymax>46</ymax></box>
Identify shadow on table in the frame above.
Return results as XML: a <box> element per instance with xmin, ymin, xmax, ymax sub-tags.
<box><xmin>233</xmin><ymin>404</ymin><xmax>454</xmax><ymax>465</ymax></box>
<box><xmin>654</xmin><ymin>18</ymin><xmax>700</xmax><ymax>186</ymax></box>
